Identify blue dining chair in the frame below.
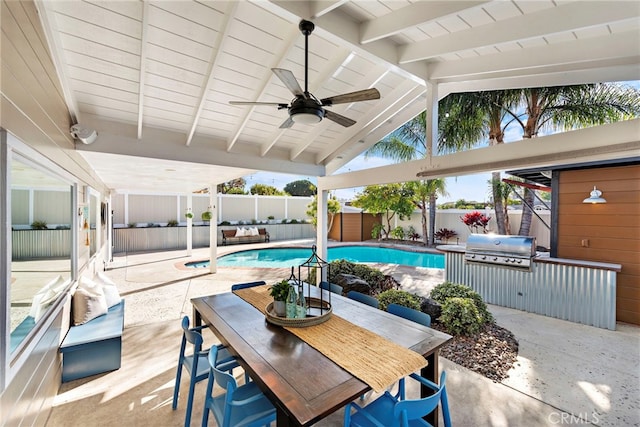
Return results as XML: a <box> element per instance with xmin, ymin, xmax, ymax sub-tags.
<box><xmin>320</xmin><ymin>281</ymin><xmax>343</xmax><ymax>295</ymax></box>
<box><xmin>173</xmin><ymin>316</ymin><xmax>240</xmax><ymax>427</ymax></box>
<box><xmin>231</xmin><ymin>280</ymin><xmax>266</xmax><ymax>291</ymax></box>
<box><xmin>347</xmin><ymin>290</ymin><xmax>379</xmax><ymax>308</ymax></box>
<box><xmin>202</xmin><ymin>345</ymin><xmax>276</xmax><ymax>427</ymax></box>
<box><xmin>387</xmin><ymin>303</ymin><xmax>431</xmax><ymax>327</ymax></box>
<box><xmin>344</xmin><ymin>371</ymin><xmax>452</xmax><ymax>427</ymax></box>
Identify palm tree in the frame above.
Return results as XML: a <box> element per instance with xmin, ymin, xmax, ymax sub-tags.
<box><xmin>404</xmin><ymin>179</ymin><xmax>447</xmax><ymax>245</ymax></box>
<box><xmin>439</xmin><ymin>90</ymin><xmax>521</xmax><ymax>234</ymax></box>
<box><xmin>509</xmin><ymin>83</ymin><xmax>640</xmax><ymax>235</ymax></box>
<box><xmin>366</xmin><ymin>113</ymin><xmax>447</xmax><ymax>245</ymax></box>
<box><xmin>490</xmin><ymin>177</ymin><xmax>516</xmax><ymax>234</ymax></box>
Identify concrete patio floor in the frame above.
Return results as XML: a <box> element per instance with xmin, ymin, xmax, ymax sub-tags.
<box><xmin>46</xmin><ymin>242</ymin><xmax>639</xmax><ymax>426</ymax></box>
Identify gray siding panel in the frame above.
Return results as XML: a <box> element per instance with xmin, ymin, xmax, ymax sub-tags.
<box><xmin>445</xmin><ymin>251</ymin><xmax>617</xmax><ymax>330</ymax></box>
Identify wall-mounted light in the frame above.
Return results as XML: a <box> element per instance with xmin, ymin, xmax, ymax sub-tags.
<box><xmin>583</xmin><ymin>186</ymin><xmax>606</xmax><ymax>204</ymax></box>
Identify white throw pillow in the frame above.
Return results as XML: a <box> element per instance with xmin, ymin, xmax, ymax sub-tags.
<box><xmin>79</xmin><ymin>276</ymin><xmax>102</xmax><ymax>294</ymax></box>
<box><xmin>72</xmin><ymin>287</ymin><xmax>108</xmax><ymax>325</ymax></box>
<box><xmin>235</xmin><ymin>227</ymin><xmax>245</xmax><ymax>237</ymax></box>
<box><xmin>29</xmin><ymin>275</ymin><xmax>66</xmax><ymax>320</ymax></box>
<box><xmin>94</xmin><ymin>272</ymin><xmax>121</xmax><ymax>308</ymax></box>
<box><xmin>250</xmin><ymin>227</ymin><xmax>259</xmax><ymax>236</ymax></box>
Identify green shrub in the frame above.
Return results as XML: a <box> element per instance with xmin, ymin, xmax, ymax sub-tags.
<box><xmin>307</xmin><ymin>259</ymin><xmax>387</xmax><ymax>293</ymax></box>
<box><xmin>377</xmin><ymin>289</ymin><xmax>420</xmax><ymax>311</ymax></box>
<box><xmin>167</xmin><ymin>219</ymin><xmax>178</xmax><ymax>227</ymax></box>
<box><xmin>371</xmin><ymin>223</ymin><xmax>384</xmax><ymax>239</ymax></box>
<box><xmin>201</xmin><ymin>211</ymin><xmax>213</xmax><ymax>221</ymax></box>
<box><xmin>440</xmin><ymin>297</ymin><xmax>483</xmax><ymax>335</ymax></box>
<box><xmin>430</xmin><ymin>282</ymin><xmax>493</xmax><ymax>323</ymax></box>
<box><xmin>390</xmin><ymin>226</ymin><xmax>405</xmax><ymax>239</ymax></box>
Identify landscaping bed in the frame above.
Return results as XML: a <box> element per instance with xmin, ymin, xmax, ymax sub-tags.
<box><xmin>431</xmin><ymin>321</ymin><xmax>519</xmax><ymax>382</ymax></box>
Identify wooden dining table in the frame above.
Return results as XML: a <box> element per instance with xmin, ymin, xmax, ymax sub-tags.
<box><xmin>192</xmin><ymin>289</ymin><xmax>452</xmax><ymax>427</ymax></box>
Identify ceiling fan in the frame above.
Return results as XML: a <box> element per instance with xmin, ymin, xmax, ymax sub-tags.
<box><xmin>229</xmin><ymin>20</ymin><xmax>380</xmax><ymax>129</ymax></box>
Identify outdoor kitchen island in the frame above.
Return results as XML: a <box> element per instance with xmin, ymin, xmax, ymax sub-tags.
<box><xmin>438</xmin><ymin>236</ymin><xmax>621</xmax><ymax>330</ymax></box>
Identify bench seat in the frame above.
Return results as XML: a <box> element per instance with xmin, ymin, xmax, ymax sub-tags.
<box><xmin>60</xmin><ymin>300</ymin><xmax>125</xmax><ymax>382</ymax></box>
<box><xmin>221</xmin><ymin>228</ymin><xmax>269</xmax><ymax>245</ymax></box>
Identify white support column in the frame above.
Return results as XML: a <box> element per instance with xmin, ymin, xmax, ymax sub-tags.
<box><xmin>284</xmin><ymin>197</ymin><xmax>289</xmax><ymax>220</ymax></box>
<box><xmin>254</xmin><ymin>196</ymin><xmax>259</xmax><ymax>222</ymax></box>
<box><xmin>316</xmin><ymin>187</ymin><xmax>328</xmax><ymax>284</ymax></box>
<box><xmin>217</xmin><ymin>193</ymin><xmax>222</xmax><ymax>223</ymax></box>
<box><xmin>186</xmin><ymin>194</ymin><xmax>193</xmax><ymax>256</ymax></box>
<box><xmin>425</xmin><ymin>81</ymin><xmax>438</xmax><ymax>163</ymax></box>
<box><xmin>209</xmin><ymin>186</ymin><xmax>217</xmax><ymax>274</ymax></box>
<box><xmin>123</xmin><ymin>192</ymin><xmax>129</xmax><ymax>226</ymax></box>
<box><xmin>106</xmin><ymin>193</ymin><xmax>113</xmax><ymax>263</ymax></box>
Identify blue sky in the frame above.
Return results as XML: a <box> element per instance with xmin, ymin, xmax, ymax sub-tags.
<box><xmin>247</xmin><ymin>81</ymin><xmax>639</xmax><ymax>203</ymax></box>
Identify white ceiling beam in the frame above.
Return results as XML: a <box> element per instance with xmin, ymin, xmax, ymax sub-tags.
<box><xmin>185</xmin><ymin>2</ymin><xmax>238</xmax><ymax>146</ymax></box>
<box><xmin>260</xmin><ymin>47</ymin><xmax>352</xmax><ymax>157</ymax></box>
<box><xmin>34</xmin><ymin>0</ymin><xmax>80</xmax><ymax>123</ymax></box>
<box><xmin>439</xmin><ymin>63</ymin><xmax>640</xmax><ymax>96</ymax></box>
<box><xmin>76</xmin><ymin>117</ymin><xmax>326</xmax><ymax>177</ymax></box>
<box><xmin>310</xmin><ymin>0</ymin><xmax>347</xmax><ymax>18</ymax></box>
<box><xmin>136</xmin><ymin>0</ymin><xmax>150</xmax><ymax>140</ymax></box>
<box><xmin>325</xmin><ymin>92</ymin><xmax>427</xmax><ymax>175</ymax></box>
<box><xmin>360</xmin><ymin>1</ymin><xmax>489</xmax><ymax>44</ymax></box>
<box><xmin>316</xmin><ymin>80</ymin><xmax>423</xmax><ymax>164</ymax></box>
<box><xmin>319</xmin><ymin>120</ymin><xmax>640</xmax><ymax>190</ymax></box>
<box><xmin>428</xmin><ymin>30</ymin><xmax>640</xmax><ymax>82</ymax></box>
<box><xmin>265</xmin><ymin>0</ymin><xmax>429</xmax><ymax>82</ymax></box>
<box><xmin>399</xmin><ymin>1</ymin><xmax>639</xmax><ymax>63</ymax></box>
<box><xmin>227</xmin><ymin>25</ymin><xmax>301</xmax><ymax>152</ymax></box>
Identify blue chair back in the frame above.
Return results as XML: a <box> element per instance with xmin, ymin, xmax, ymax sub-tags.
<box><xmin>173</xmin><ymin>316</ymin><xmax>208</xmax><ymax>427</ymax></box>
<box><xmin>203</xmin><ymin>346</ymin><xmax>276</xmax><ymax>427</ymax></box>
<box><xmin>395</xmin><ymin>372</ymin><xmax>450</xmax><ymax>426</ymax></box>
<box><xmin>344</xmin><ymin>371</ymin><xmax>451</xmax><ymax>427</ymax></box>
<box><xmin>387</xmin><ymin>303</ymin><xmax>431</xmax><ymax>327</ymax></box>
<box><xmin>320</xmin><ymin>281</ymin><xmax>343</xmax><ymax>295</ymax></box>
<box><xmin>231</xmin><ymin>280</ymin><xmax>266</xmax><ymax>291</ymax></box>
<box><xmin>347</xmin><ymin>290</ymin><xmax>379</xmax><ymax>308</ymax></box>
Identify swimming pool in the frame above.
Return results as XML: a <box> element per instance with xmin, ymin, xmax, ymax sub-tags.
<box><xmin>187</xmin><ymin>246</ymin><xmax>444</xmax><ymax>269</ymax></box>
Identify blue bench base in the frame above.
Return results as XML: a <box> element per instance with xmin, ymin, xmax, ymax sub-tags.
<box><xmin>60</xmin><ymin>301</ymin><xmax>124</xmax><ymax>382</ymax></box>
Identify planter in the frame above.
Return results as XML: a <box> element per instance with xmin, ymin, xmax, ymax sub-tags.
<box><xmin>273</xmin><ymin>300</ymin><xmax>286</xmax><ymax>316</ymax></box>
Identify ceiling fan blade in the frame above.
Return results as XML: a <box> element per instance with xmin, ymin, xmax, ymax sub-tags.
<box><xmin>229</xmin><ymin>101</ymin><xmax>288</xmax><ymax>109</ymax></box>
<box><xmin>320</xmin><ymin>88</ymin><xmax>380</xmax><ymax>106</ymax></box>
<box><xmin>324</xmin><ymin>110</ymin><xmax>356</xmax><ymax>127</ymax></box>
<box><xmin>279</xmin><ymin>116</ymin><xmax>295</xmax><ymax>129</ymax></box>
<box><xmin>272</xmin><ymin>68</ymin><xmax>305</xmax><ymax>98</ymax></box>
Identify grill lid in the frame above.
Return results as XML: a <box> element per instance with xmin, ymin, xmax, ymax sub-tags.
<box><xmin>464</xmin><ymin>234</ymin><xmax>536</xmax><ymax>269</ymax></box>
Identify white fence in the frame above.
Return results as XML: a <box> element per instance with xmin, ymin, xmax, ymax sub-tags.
<box><xmin>392</xmin><ymin>209</ymin><xmax>550</xmax><ymax>249</ymax></box>
<box><xmin>111</xmin><ymin>193</ymin><xmax>314</xmax><ymax>227</ymax></box>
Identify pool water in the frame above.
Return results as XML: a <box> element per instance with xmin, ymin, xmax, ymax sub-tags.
<box><xmin>188</xmin><ymin>246</ymin><xmax>444</xmax><ymax>269</ymax></box>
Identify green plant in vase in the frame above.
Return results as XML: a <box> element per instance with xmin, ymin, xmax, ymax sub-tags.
<box><xmin>269</xmin><ymin>279</ymin><xmax>290</xmax><ymax>316</ymax></box>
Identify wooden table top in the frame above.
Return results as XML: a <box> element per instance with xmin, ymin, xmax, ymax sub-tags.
<box><xmin>192</xmin><ymin>290</ymin><xmax>451</xmax><ymax>427</ymax></box>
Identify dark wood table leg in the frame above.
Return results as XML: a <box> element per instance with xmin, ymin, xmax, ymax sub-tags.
<box><xmin>421</xmin><ymin>350</ymin><xmax>440</xmax><ymax>426</ymax></box>
<box><xmin>276</xmin><ymin>405</ymin><xmax>299</xmax><ymax>427</ymax></box>
<box><xmin>193</xmin><ymin>306</ymin><xmax>202</xmax><ymax>327</ymax></box>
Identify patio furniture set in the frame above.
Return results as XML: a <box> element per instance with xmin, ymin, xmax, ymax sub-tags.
<box><xmin>172</xmin><ymin>280</ymin><xmax>452</xmax><ymax>426</ymax></box>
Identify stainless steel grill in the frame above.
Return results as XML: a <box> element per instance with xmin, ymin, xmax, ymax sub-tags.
<box><xmin>464</xmin><ymin>234</ymin><xmax>536</xmax><ymax>270</ymax></box>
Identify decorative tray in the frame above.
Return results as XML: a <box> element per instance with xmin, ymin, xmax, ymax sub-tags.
<box><xmin>265</xmin><ymin>297</ymin><xmax>332</xmax><ymax>328</ymax></box>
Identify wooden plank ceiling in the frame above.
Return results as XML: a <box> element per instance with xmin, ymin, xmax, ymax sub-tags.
<box><xmin>35</xmin><ymin>0</ymin><xmax>640</xmax><ymax>193</ymax></box>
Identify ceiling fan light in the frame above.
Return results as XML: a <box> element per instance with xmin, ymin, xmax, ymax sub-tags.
<box><xmin>290</xmin><ymin>105</ymin><xmax>324</xmax><ymax>124</ymax></box>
